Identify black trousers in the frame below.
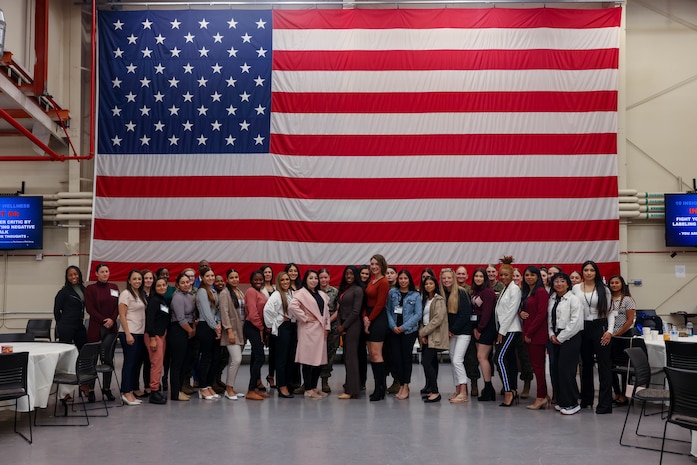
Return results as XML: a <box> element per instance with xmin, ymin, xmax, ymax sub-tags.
<box><xmin>551</xmin><ymin>332</ymin><xmax>582</xmax><ymax>408</ymax></box>
<box><xmin>197</xmin><ymin>322</ymin><xmax>221</xmax><ymax>388</ymax></box>
<box><xmin>56</xmin><ymin>322</ymin><xmax>87</xmax><ymax>349</ymax></box>
<box><xmin>274</xmin><ymin>321</ymin><xmax>297</xmax><ymax>388</ymax></box>
<box><xmin>167</xmin><ymin>323</ymin><xmax>192</xmax><ymax>400</ymax></box>
<box><xmin>580</xmin><ymin>319</ymin><xmax>613</xmax><ymax>411</ymax></box>
<box><xmin>389</xmin><ymin>331</ymin><xmax>418</xmax><ymax>385</ymax></box>
<box><xmin>244</xmin><ymin>321</ymin><xmax>265</xmax><ymax>391</ymax></box>
<box><xmin>421</xmin><ymin>345</ymin><xmax>441</xmax><ymax>393</ymax></box>
<box><xmin>302</xmin><ymin>364</ymin><xmax>322</xmax><ymax>390</ymax></box>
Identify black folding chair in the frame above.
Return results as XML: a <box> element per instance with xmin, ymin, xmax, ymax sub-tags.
<box><xmin>34</xmin><ymin>342</ymin><xmax>107</xmax><ymax>426</ymax></box>
<box><xmin>25</xmin><ymin>319</ymin><xmax>52</xmax><ymax>341</ymax></box>
<box><xmin>619</xmin><ymin>347</ymin><xmax>670</xmax><ymax>450</ymax></box>
<box><xmin>661</xmin><ymin>367</ymin><xmax>697</xmax><ymax>465</ymax></box>
<box><xmin>0</xmin><ymin>352</ymin><xmax>32</xmax><ymax>443</ymax></box>
<box><xmin>0</xmin><ymin>333</ymin><xmax>35</xmax><ymax>342</ymax></box>
<box><xmin>665</xmin><ymin>340</ymin><xmax>697</xmax><ymax>371</ymax></box>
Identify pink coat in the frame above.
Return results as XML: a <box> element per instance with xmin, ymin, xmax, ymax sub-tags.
<box><xmin>289</xmin><ymin>288</ymin><xmax>330</xmax><ymax>367</ymax></box>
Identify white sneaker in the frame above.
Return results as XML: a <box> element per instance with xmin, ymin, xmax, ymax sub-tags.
<box><xmin>554</xmin><ymin>404</ymin><xmax>562</xmax><ymax>411</ymax></box>
<box><xmin>560</xmin><ymin>405</ymin><xmax>581</xmax><ymax>415</ymax></box>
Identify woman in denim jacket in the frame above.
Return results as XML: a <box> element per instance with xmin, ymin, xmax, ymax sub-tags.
<box><xmin>386</xmin><ymin>270</ymin><xmax>423</xmax><ymax>400</ymax></box>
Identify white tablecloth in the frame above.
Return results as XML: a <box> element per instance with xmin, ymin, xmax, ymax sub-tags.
<box><xmin>643</xmin><ymin>335</ymin><xmax>697</xmax><ymax>456</ymax></box>
<box><xmin>0</xmin><ymin>342</ymin><xmax>78</xmax><ymax>412</ymax></box>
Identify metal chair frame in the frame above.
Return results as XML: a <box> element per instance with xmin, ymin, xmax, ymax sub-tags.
<box><xmin>0</xmin><ymin>352</ymin><xmax>32</xmax><ymax>443</ymax></box>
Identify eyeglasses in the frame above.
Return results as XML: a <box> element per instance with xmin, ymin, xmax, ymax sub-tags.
<box><xmin>185</xmin><ymin>274</ymin><xmax>195</xmax><ymax>279</ymax></box>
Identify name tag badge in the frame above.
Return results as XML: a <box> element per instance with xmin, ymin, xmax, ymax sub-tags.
<box><xmin>470</xmin><ymin>315</ymin><xmax>478</xmax><ymax>322</ymax></box>
<box><xmin>110</xmin><ymin>289</ymin><xmax>119</xmax><ymax>298</ymax></box>
<box><xmin>160</xmin><ymin>304</ymin><xmax>169</xmax><ymax>314</ymax></box>
<box><xmin>395</xmin><ymin>306</ymin><xmax>403</xmax><ymax>315</ymax></box>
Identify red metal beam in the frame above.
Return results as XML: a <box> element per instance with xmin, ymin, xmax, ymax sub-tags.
<box><xmin>34</xmin><ymin>0</ymin><xmax>49</xmax><ymax>96</ymax></box>
<box><xmin>0</xmin><ymin>106</ymin><xmax>62</xmax><ymax>160</ymax></box>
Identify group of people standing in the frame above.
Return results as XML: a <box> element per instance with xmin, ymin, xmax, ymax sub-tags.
<box><xmin>53</xmin><ymin>256</ymin><xmax>637</xmax><ymax>414</ymax></box>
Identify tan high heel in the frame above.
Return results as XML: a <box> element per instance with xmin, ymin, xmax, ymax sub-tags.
<box><xmin>527</xmin><ymin>396</ymin><xmax>550</xmax><ymax>410</ymax></box>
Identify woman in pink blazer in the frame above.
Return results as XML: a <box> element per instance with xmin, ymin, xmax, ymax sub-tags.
<box><xmin>289</xmin><ymin>270</ymin><xmax>331</xmax><ymax>399</ymax></box>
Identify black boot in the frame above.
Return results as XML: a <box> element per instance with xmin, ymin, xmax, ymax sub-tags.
<box><xmin>478</xmin><ymin>382</ymin><xmax>496</xmax><ymax>401</ymax></box>
<box><xmin>369</xmin><ymin>362</ymin><xmax>386</xmax><ymax>402</ymax></box>
<box><xmin>149</xmin><ymin>390</ymin><xmax>167</xmax><ymax>405</ymax></box>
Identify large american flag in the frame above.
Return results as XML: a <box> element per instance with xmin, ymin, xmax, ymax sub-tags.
<box><xmin>92</xmin><ymin>7</ymin><xmax>622</xmax><ymax>282</ymax></box>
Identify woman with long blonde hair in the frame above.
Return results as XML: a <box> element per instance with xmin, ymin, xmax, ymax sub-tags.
<box><xmin>440</xmin><ymin>268</ymin><xmax>473</xmax><ymax>403</ymax></box>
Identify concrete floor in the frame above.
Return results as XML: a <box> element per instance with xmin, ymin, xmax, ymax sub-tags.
<box><xmin>1</xmin><ymin>356</ymin><xmax>695</xmax><ymax>465</ymax></box>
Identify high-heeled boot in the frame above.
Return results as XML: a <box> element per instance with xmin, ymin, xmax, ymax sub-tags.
<box><xmin>369</xmin><ymin>362</ymin><xmax>386</xmax><ymax>402</ymax></box>
<box><xmin>478</xmin><ymin>381</ymin><xmax>496</xmax><ymax>401</ymax></box>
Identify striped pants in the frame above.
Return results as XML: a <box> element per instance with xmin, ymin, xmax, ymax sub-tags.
<box><xmin>497</xmin><ymin>331</ymin><xmax>521</xmax><ymax>392</ymax></box>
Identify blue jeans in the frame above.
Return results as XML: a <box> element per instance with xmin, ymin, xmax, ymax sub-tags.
<box><xmin>118</xmin><ymin>332</ymin><xmax>144</xmax><ymax>393</ymax></box>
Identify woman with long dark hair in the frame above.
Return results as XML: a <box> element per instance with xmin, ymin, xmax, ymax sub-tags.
<box><xmin>219</xmin><ymin>269</ymin><xmax>245</xmax><ymax>400</ymax></box>
<box><xmin>470</xmin><ymin>268</ymin><xmax>497</xmax><ymax>401</ymax></box>
<box><xmin>418</xmin><ymin>275</ymin><xmax>449</xmax><ymax>402</ymax></box>
<box><xmin>195</xmin><ymin>267</ymin><xmax>222</xmax><ymax>400</ymax></box>
<box><xmin>495</xmin><ymin>259</ymin><xmax>522</xmax><ymax>407</ymax></box>
<box><xmin>362</xmin><ymin>254</ymin><xmax>391</xmax><ymax>401</ymax></box>
<box><xmin>289</xmin><ymin>270</ymin><xmax>331</xmax><ymax>399</ymax></box>
<box><xmin>118</xmin><ymin>270</ymin><xmax>147</xmax><ymax>406</ymax></box>
<box><xmin>548</xmin><ymin>273</ymin><xmax>584</xmax><ymax>415</ymax></box>
<box><xmin>260</xmin><ymin>265</ymin><xmax>277</xmax><ymax>388</ymax></box>
<box><xmin>336</xmin><ymin>266</ymin><xmax>364</xmax><ymax>399</ymax></box>
<box><xmin>385</xmin><ymin>270</ymin><xmax>422</xmax><ymax>400</ymax></box>
<box><xmin>518</xmin><ymin>266</ymin><xmax>550</xmax><ymax>409</ymax></box>
<box><xmin>264</xmin><ymin>271</ymin><xmax>296</xmax><ymax>398</ymax></box>
<box><xmin>609</xmin><ymin>274</ymin><xmax>636</xmax><ymax>406</ymax></box>
<box><xmin>573</xmin><ymin>260</ymin><xmax>613</xmax><ymax>414</ymax></box>
<box><xmin>284</xmin><ymin>263</ymin><xmax>301</xmax><ymax>291</ymax></box>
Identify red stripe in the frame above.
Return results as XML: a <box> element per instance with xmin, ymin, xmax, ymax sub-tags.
<box><xmin>272</xmin><ymin>91</ymin><xmax>618</xmax><ymax>114</ymax></box>
<box><xmin>92</xmin><ymin>261</ymin><xmax>622</xmax><ymax>284</ymax></box>
<box><xmin>272</xmin><ymin>49</ymin><xmax>619</xmax><ymax>72</ymax></box>
<box><xmin>270</xmin><ymin>134</ymin><xmax>617</xmax><ymax>156</ymax></box>
<box><xmin>94</xmin><ymin>219</ymin><xmax>619</xmax><ymax>243</ymax></box>
<box><xmin>272</xmin><ymin>8</ymin><xmax>622</xmax><ymax>30</ymax></box>
<box><xmin>95</xmin><ymin>175</ymin><xmax>618</xmax><ymax>199</ymax></box>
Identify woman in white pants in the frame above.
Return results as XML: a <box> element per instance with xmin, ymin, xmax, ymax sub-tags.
<box><xmin>440</xmin><ymin>268</ymin><xmax>473</xmax><ymax>403</ymax></box>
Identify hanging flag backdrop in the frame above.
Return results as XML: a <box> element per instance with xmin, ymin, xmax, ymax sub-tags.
<box><xmin>92</xmin><ymin>7</ymin><xmax>622</xmax><ymax>282</ymax></box>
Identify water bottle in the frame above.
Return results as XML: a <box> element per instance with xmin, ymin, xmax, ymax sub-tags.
<box><xmin>670</xmin><ymin>325</ymin><xmax>679</xmax><ymax>341</ymax></box>
<box><xmin>687</xmin><ymin>321</ymin><xmax>694</xmax><ymax>336</ymax></box>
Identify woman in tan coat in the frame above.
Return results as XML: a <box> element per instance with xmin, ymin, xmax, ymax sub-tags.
<box><xmin>418</xmin><ymin>275</ymin><xmax>449</xmax><ymax>403</ymax></box>
<box><xmin>289</xmin><ymin>270</ymin><xmax>331</xmax><ymax>399</ymax></box>
<box><xmin>219</xmin><ymin>269</ymin><xmax>246</xmax><ymax>400</ymax></box>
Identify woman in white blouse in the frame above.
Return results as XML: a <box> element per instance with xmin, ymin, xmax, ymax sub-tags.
<box><xmin>572</xmin><ymin>260</ymin><xmax>614</xmax><ymax>414</ymax></box>
<box><xmin>494</xmin><ymin>260</ymin><xmax>522</xmax><ymax>407</ymax></box>
<box><xmin>264</xmin><ymin>272</ymin><xmax>296</xmax><ymax>398</ymax></box>
<box><xmin>548</xmin><ymin>272</ymin><xmax>584</xmax><ymax>415</ymax></box>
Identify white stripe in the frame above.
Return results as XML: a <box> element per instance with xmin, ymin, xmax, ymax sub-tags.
<box><xmin>95</xmin><ymin>153</ymin><xmax>617</xmax><ymax>178</ymax></box>
<box><xmin>270</xmin><ymin>112</ymin><xmax>617</xmax><ymax>136</ymax></box>
<box><xmin>272</xmin><ymin>69</ymin><xmax>619</xmax><ymax>93</ymax></box>
<box><xmin>273</xmin><ymin>27</ymin><xmax>620</xmax><ymax>51</ymax></box>
<box><xmin>91</xmin><ymin>239</ymin><xmax>620</xmax><ymax>266</ymax></box>
<box><xmin>94</xmin><ymin>197</ymin><xmax>618</xmax><ymax>222</ymax></box>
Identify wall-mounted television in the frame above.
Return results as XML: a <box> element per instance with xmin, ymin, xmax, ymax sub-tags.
<box><xmin>0</xmin><ymin>196</ymin><xmax>43</xmax><ymax>250</ymax></box>
<box><xmin>665</xmin><ymin>193</ymin><xmax>697</xmax><ymax>247</ymax></box>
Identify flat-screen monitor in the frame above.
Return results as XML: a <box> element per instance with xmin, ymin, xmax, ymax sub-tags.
<box><xmin>0</xmin><ymin>196</ymin><xmax>43</xmax><ymax>250</ymax></box>
<box><xmin>665</xmin><ymin>193</ymin><xmax>697</xmax><ymax>247</ymax></box>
